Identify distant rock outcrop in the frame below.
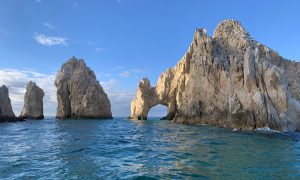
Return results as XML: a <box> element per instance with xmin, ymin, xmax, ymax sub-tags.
<box><xmin>20</xmin><ymin>81</ymin><xmax>44</xmax><ymax>119</ymax></box>
<box><xmin>55</xmin><ymin>57</ymin><xmax>112</xmax><ymax>119</ymax></box>
<box><xmin>0</xmin><ymin>85</ymin><xmax>17</xmax><ymax>122</ymax></box>
<box><xmin>130</xmin><ymin>20</ymin><xmax>300</xmax><ymax>132</ymax></box>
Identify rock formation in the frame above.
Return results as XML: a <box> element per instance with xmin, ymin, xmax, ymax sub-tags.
<box><xmin>0</xmin><ymin>85</ymin><xmax>17</xmax><ymax>122</ymax></box>
<box><xmin>130</xmin><ymin>20</ymin><xmax>300</xmax><ymax>132</ymax></box>
<box><xmin>20</xmin><ymin>81</ymin><xmax>44</xmax><ymax>119</ymax></box>
<box><xmin>55</xmin><ymin>57</ymin><xmax>112</xmax><ymax>119</ymax></box>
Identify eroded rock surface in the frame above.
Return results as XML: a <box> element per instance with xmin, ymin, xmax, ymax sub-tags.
<box><xmin>20</xmin><ymin>81</ymin><xmax>44</xmax><ymax>119</ymax></box>
<box><xmin>0</xmin><ymin>85</ymin><xmax>16</xmax><ymax>121</ymax></box>
<box><xmin>55</xmin><ymin>57</ymin><xmax>112</xmax><ymax>119</ymax></box>
<box><xmin>130</xmin><ymin>20</ymin><xmax>300</xmax><ymax>132</ymax></box>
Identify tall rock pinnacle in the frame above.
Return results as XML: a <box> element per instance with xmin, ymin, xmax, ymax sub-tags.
<box><xmin>20</xmin><ymin>81</ymin><xmax>44</xmax><ymax>119</ymax></box>
<box><xmin>55</xmin><ymin>57</ymin><xmax>112</xmax><ymax>119</ymax></box>
<box><xmin>0</xmin><ymin>85</ymin><xmax>16</xmax><ymax>122</ymax></box>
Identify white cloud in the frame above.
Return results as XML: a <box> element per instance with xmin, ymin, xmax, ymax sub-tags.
<box><xmin>100</xmin><ymin>79</ymin><xmax>136</xmax><ymax>117</ymax></box>
<box><xmin>43</xmin><ymin>23</ymin><xmax>56</xmax><ymax>30</ymax></box>
<box><xmin>87</xmin><ymin>41</ymin><xmax>95</xmax><ymax>45</ymax></box>
<box><xmin>34</xmin><ymin>33</ymin><xmax>68</xmax><ymax>46</ymax></box>
<box><xmin>96</xmin><ymin>72</ymin><xmax>112</xmax><ymax>78</ymax></box>
<box><xmin>0</xmin><ymin>69</ymin><xmax>57</xmax><ymax>116</ymax></box>
<box><xmin>119</xmin><ymin>68</ymin><xmax>145</xmax><ymax>78</ymax></box>
<box><xmin>96</xmin><ymin>47</ymin><xmax>105</xmax><ymax>53</ymax></box>
<box><xmin>119</xmin><ymin>71</ymin><xmax>131</xmax><ymax>78</ymax></box>
<box><xmin>0</xmin><ymin>68</ymin><xmax>139</xmax><ymax>117</ymax></box>
<box><xmin>0</xmin><ymin>67</ymin><xmax>155</xmax><ymax>117</ymax></box>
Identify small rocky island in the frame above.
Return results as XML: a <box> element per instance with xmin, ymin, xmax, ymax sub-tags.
<box><xmin>55</xmin><ymin>57</ymin><xmax>112</xmax><ymax>119</ymax></box>
<box><xmin>130</xmin><ymin>20</ymin><xmax>300</xmax><ymax>132</ymax></box>
<box><xmin>0</xmin><ymin>85</ymin><xmax>18</xmax><ymax>122</ymax></box>
<box><xmin>20</xmin><ymin>81</ymin><xmax>44</xmax><ymax>119</ymax></box>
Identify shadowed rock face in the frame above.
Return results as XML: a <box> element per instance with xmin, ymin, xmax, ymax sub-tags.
<box><xmin>55</xmin><ymin>57</ymin><xmax>112</xmax><ymax>119</ymax></box>
<box><xmin>130</xmin><ymin>20</ymin><xmax>300</xmax><ymax>132</ymax></box>
<box><xmin>20</xmin><ymin>81</ymin><xmax>44</xmax><ymax>119</ymax></box>
<box><xmin>0</xmin><ymin>85</ymin><xmax>16</xmax><ymax>121</ymax></box>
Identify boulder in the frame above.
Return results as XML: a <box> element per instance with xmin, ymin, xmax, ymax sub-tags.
<box><xmin>130</xmin><ymin>20</ymin><xmax>300</xmax><ymax>132</ymax></box>
<box><xmin>55</xmin><ymin>57</ymin><xmax>112</xmax><ymax>119</ymax></box>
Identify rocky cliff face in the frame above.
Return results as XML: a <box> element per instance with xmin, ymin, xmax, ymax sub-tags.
<box><xmin>130</xmin><ymin>20</ymin><xmax>300</xmax><ymax>132</ymax></box>
<box><xmin>55</xmin><ymin>57</ymin><xmax>112</xmax><ymax>119</ymax></box>
<box><xmin>0</xmin><ymin>85</ymin><xmax>16</xmax><ymax>121</ymax></box>
<box><xmin>20</xmin><ymin>81</ymin><xmax>44</xmax><ymax>119</ymax></box>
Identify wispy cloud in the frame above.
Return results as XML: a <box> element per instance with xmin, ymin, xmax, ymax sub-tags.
<box><xmin>87</xmin><ymin>41</ymin><xmax>95</xmax><ymax>45</ymax></box>
<box><xmin>96</xmin><ymin>72</ymin><xmax>112</xmax><ymax>78</ymax></box>
<box><xmin>96</xmin><ymin>47</ymin><xmax>105</xmax><ymax>53</ymax></box>
<box><xmin>43</xmin><ymin>22</ymin><xmax>56</xmax><ymax>30</ymax></box>
<box><xmin>119</xmin><ymin>68</ymin><xmax>146</xmax><ymax>78</ymax></box>
<box><xmin>119</xmin><ymin>71</ymin><xmax>131</xmax><ymax>78</ymax></box>
<box><xmin>0</xmin><ymin>68</ymin><xmax>140</xmax><ymax>117</ymax></box>
<box><xmin>34</xmin><ymin>33</ymin><xmax>68</xmax><ymax>46</ymax></box>
<box><xmin>0</xmin><ymin>69</ymin><xmax>57</xmax><ymax>116</ymax></box>
<box><xmin>100</xmin><ymin>79</ymin><xmax>136</xmax><ymax>117</ymax></box>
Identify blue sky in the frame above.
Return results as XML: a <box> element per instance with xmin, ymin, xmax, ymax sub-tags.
<box><xmin>0</xmin><ymin>0</ymin><xmax>299</xmax><ymax>117</ymax></box>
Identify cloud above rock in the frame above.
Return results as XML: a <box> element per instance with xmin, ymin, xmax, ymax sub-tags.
<box><xmin>34</xmin><ymin>33</ymin><xmax>67</xmax><ymax>46</ymax></box>
<box><xmin>0</xmin><ymin>68</ymin><xmax>57</xmax><ymax>116</ymax></box>
<box><xmin>0</xmin><ymin>68</ymin><xmax>145</xmax><ymax>117</ymax></box>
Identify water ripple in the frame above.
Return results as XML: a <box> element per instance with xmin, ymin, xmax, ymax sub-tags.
<box><xmin>0</xmin><ymin>118</ymin><xmax>300</xmax><ymax>179</ymax></box>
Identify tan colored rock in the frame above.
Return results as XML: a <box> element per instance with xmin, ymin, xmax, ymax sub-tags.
<box><xmin>55</xmin><ymin>57</ymin><xmax>112</xmax><ymax>119</ymax></box>
<box><xmin>20</xmin><ymin>81</ymin><xmax>44</xmax><ymax>119</ymax></box>
<box><xmin>130</xmin><ymin>19</ymin><xmax>300</xmax><ymax>132</ymax></box>
<box><xmin>0</xmin><ymin>85</ymin><xmax>16</xmax><ymax>121</ymax></box>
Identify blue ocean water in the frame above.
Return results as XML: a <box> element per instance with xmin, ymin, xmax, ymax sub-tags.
<box><xmin>0</xmin><ymin>118</ymin><xmax>300</xmax><ymax>179</ymax></box>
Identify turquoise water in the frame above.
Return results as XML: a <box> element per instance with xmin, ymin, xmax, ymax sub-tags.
<box><xmin>0</xmin><ymin>118</ymin><xmax>300</xmax><ymax>179</ymax></box>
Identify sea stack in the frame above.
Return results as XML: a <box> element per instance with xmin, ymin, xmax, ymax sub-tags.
<box><xmin>0</xmin><ymin>85</ymin><xmax>17</xmax><ymax>122</ymax></box>
<box><xmin>130</xmin><ymin>19</ymin><xmax>300</xmax><ymax>132</ymax></box>
<box><xmin>55</xmin><ymin>57</ymin><xmax>112</xmax><ymax>119</ymax></box>
<box><xmin>20</xmin><ymin>81</ymin><xmax>44</xmax><ymax>119</ymax></box>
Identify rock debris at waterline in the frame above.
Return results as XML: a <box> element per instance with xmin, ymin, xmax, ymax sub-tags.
<box><xmin>130</xmin><ymin>19</ymin><xmax>300</xmax><ymax>132</ymax></box>
<box><xmin>20</xmin><ymin>81</ymin><xmax>44</xmax><ymax>120</ymax></box>
<box><xmin>55</xmin><ymin>57</ymin><xmax>112</xmax><ymax>119</ymax></box>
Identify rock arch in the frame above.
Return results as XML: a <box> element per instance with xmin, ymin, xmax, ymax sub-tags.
<box><xmin>130</xmin><ymin>19</ymin><xmax>300</xmax><ymax>132</ymax></box>
<box><xmin>130</xmin><ymin>78</ymin><xmax>177</xmax><ymax>120</ymax></box>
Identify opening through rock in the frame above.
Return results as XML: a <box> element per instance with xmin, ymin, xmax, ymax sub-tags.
<box><xmin>147</xmin><ymin>104</ymin><xmax>168</xmax><ymax>120</ymax></box>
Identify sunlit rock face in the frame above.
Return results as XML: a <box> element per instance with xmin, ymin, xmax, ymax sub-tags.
<box><xmin>0</xmin><ymin>85</ymin><xmax>16</xmax><ymax>121</ymax></box>
<box><xmin>130</xmin><ymin>20</ymin><xmax>300</xmax><ymax>132</ymax></box>
<box><xmin>20</xmin><ymin>81</ymin><xmax>44</xmax><ymax>119</ymax></box>
<box><xmin>55</xmin><ymin>57</ymin><xmax>112</xmax><ymax>119</ymax></box>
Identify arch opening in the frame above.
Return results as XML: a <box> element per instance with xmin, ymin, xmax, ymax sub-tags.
<box><xmin>147</xmin><ymin>104</ymin><xmax>168</xmax><ymax>120</ymax></box>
